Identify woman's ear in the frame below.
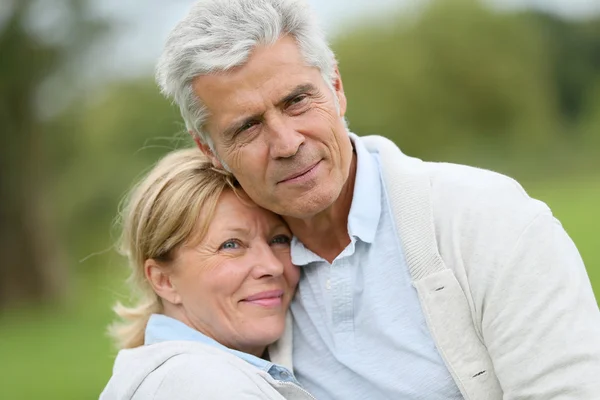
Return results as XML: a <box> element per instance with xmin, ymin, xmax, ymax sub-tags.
<box><xmin>145</xmin><ymin>259</ymin><xmax>182</xmax><ymax>305</ymax></box>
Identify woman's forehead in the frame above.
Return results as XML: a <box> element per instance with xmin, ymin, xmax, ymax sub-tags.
<box><xmin>209</xmin><ymin>190</ymin><xmax>286</xmax><ymax>231</ymax></box>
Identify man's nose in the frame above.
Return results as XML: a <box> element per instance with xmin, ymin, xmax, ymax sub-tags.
<box><xmin>267</xmin><ymin>116</ymin><xmax>304</xmax><ymax>159</ymax></box>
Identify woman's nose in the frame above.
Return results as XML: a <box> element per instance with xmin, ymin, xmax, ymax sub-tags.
<box><xmin>250</xmin><ymin>244</ymin><xmax>285</xmax><ymax>279</ymax></box>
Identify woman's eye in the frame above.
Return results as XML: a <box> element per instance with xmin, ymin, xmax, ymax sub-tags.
<box><xmin>220</xmin><ymin>240</ymin><xmax>240</xmax><ymax>250</ymax></box>
<box><xmin>270</xmin><ymin>234</ymin><xmax>291</xmax><ymax>246</ymax></box>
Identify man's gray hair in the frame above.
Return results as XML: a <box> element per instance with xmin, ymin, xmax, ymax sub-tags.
<box><xmin>156</xmin><ymin>0</ymin><xmax>337</xmax><ymax>147</ymax></box>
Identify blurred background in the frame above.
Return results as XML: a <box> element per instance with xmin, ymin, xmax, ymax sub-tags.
<box><xmin>0</xmin><ymin>0</ymin><xmax>598</xmax><ymax>398</ymax></box>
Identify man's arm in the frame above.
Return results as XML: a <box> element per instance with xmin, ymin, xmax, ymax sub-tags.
<box><xmin>481</xmin><ymin>211</ymin><xmax>600</xmax><ymax>398</ymax></box>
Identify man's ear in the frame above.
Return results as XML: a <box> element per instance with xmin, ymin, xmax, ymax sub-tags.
<box><xmin>189</xmin><ymin>131</ymin><xmax>204</xmax><ymax>150</ymax></box>
<box><xmin>197</xmin><ymin>141</ymin><xmax>224</xmax><ymax>169</ymax></box>
<box><xmin>145</xmin><ymin>259</ymin><xmax>182</xmax><ymax>305</ymax></box>
<box><xmin>189</xmin><ymin>131</ymin><xmax>224</xmax><ymax>169</ymax></box>
<box><xmin>332</xmin><ymin>65</ymin><xmax>347</xmax><ymax>118</ymax></box>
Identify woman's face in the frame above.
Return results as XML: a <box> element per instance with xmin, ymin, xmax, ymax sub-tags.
<box><xmin>168</xmin><ymin>189</ymin><xmax>299</xmax><ymax>356</ymax></box>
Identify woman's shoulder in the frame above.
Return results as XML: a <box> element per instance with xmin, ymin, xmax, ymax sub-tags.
<box><xmin>135</xmin><ymin>341</ymin><xmax>284</xmax><ymax>400</ymax></box>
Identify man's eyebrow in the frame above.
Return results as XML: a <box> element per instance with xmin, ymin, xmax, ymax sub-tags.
<box><xmin>276</xmin><ymin>83</ymin><xmax>317</xmax><ymax>107</ymax></box>
<box><xmin>223</xmin><ymin>112</ymin><xmax>263</xmax><ymax>139</ymax></box>
<box><xmin>221</xmin><ymin>83</ymin><xmax>317</xmax><ymax>139</ymax></box>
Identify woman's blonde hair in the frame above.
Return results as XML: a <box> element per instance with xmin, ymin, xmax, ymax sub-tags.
<box><xmin>109</xmin><ymin>148</ymin><xmax>236</xmax><ymax>349</ymax></box>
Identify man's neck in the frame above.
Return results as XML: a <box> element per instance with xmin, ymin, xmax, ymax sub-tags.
<box><xmin>284</xmin><ymin>151</ymin><xmax>357</xmax><ymax>263</ymax></box>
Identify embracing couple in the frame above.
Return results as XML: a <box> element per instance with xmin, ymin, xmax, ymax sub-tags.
<box><xmin>100</xmin><ymin>0</ymin><xmax>600</xmax><ymax>399</ymax></box>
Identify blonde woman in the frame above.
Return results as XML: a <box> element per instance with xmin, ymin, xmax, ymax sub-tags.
<box><xmin>100</xmin><ymin>149</ymin><xmax>314</xmax><ymax>399</ymax></box>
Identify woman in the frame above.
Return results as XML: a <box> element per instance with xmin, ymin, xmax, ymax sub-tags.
<box><xmin>100</xmin><ymin>148</ymin><xmax>314</xmax><ymax>399</ymax></box>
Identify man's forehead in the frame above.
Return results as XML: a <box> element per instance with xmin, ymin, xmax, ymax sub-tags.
<box><xmin>193</xmin><ymin>68</ymin><xmax>321</xmax><ymax>129</ymax></box>
<box><xmin>193</xmin><ymin>37</ymin><xmax>316</xmax><ymax>99</ymax></box>
<box><xmin>193</xmin><ymin>61</ymin><xmax>312</xmax><ymax>102</ymax></box>
<box><xmin>191</xmin><ymin>36</ymin><xmax>326</xmax><ymax>136</ymax></box>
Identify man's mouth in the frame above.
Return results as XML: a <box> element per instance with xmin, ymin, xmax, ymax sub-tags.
<box><xmin>278</xmin><ymin>160</ymin><xmax>321</xmax><ymax>184</ymax></box>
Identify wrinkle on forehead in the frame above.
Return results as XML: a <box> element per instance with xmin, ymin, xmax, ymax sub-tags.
<box><xmin>191</xmin><ymin>36</ymin><xmax>321</xmax><ymax>136</ymax></box>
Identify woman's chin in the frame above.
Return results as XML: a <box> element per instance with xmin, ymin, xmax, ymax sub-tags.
<box><xmin>241</xmin><ymin>317</ymin><xmax>286</xmax><ymax>350</ymax></box>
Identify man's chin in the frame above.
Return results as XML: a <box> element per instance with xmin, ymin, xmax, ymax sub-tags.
<box><xmin>275</xmin><ymin>193</ymin><xmax>337</xmax><ymax>219</ymax></box>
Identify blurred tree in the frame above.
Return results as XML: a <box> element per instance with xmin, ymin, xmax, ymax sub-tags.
<box><xmin>531</xmin><ymin>12</ymin><xmax>600</xmax><ymax>128</ymax></box>
<box><xmin>0</xmin><ymin>0</ymin><xmax>105</xmax><ymax>308</ymax></box>
<box><xmin>580</xmin><ymin>79</ymin><xmax>600</xmax><ymax>154</ymax></box>
<box><xmin>48</xmin><ymin>79</ymin><xmax>183</xmax><ymax>274</ymax></box>
<box><xmin>334</xmin><ymin>0</ymin><xmax>561</xmax><ymax>161</ymax></box>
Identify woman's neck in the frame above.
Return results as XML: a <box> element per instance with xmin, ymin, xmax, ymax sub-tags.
<box><xmin>161</xmin><ymin>307</ymin><xmax>267</xmax><ymax>358</ymax></box>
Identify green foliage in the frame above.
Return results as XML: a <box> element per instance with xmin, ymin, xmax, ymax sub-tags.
<box><xmin>0</xmin><ymin>0</ymin><xmax>108</xmax><ymax>306</ymax></box>
<box><xmin>47</xmin><ymin>79</ymin><xmax>187</xmax><ymax>273</ymax></box>
<box><xmin>579</xmin><ymin>79</ymin><xmax>600</xmax><ymax>150</ymax></box>
<box><xmin>533</xmin><ymin>12</ymin><xmax>600</xmax><ymax>125</ymax></box>
<box><xmin>334</xmin><ymin>0</ymin><xmax>562</xmax><ymax>161</ymax></box>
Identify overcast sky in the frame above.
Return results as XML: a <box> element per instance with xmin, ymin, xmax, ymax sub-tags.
<box><xmin>90</xmin><ymin>0</ymin><xmax>600</xmax><ymax>79</ymax></box>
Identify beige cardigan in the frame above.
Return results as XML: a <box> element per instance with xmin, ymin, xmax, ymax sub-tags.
<box><xmin>270</xmin><ymin>135</ymin><xmax>600</xmax><ymax>399</ymax></box>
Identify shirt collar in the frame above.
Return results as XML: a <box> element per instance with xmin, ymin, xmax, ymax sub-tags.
<box><xmin>145</xmin><ymin>314</ymin><xmax>273</xmax><ymax>373</ymax></box>
<box><xmin>347</xmin><ymin>132</ymin><xmax>382</xmax><ymax>244</ymax></box>
<box><xmin>291</xmin><ymin>132</ymin><xmax>382</xmax><ymax>265</ymax></box>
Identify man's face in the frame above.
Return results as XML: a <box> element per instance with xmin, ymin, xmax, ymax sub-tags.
<box><xmin>192</xmin><ymin>36</ymin><xmax>352</xmax><ymax>219</ymax></box>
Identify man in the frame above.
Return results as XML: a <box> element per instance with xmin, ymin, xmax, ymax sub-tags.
<box><xmin>156</xmin><ymin>0</ymin><xmax>600</xmax><ymax>398</ymax></box>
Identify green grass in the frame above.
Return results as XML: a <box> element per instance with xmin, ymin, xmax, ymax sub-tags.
<box><xmin>0</xmin><ymin>176</ymin><xmax>598</xmax><ymax>399</ymax></box>
<box><xmin>0</xmin><ymin>268</ymin><xmax>127</xmax><ymax>400</ymax></box>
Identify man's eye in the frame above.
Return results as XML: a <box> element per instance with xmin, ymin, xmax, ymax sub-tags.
<box><xmin>270</xmin><ymin>234</ymin><xmax>291</xmax><ymax>246</ymax></box>
<box><xmin>286</xmin><ymin>95</ymin><xmax>310</xmax><ymax>115</ymax></box>
<box><xmin>238</xmin><ymin>121</ymin><xmax>259</xmax><ymax>134</ymax></box>
<box><xmin>289</xmin><ymin>95</ymin><xmax>308</xmax><ymax>106</ymax></box>
<box><xmin>220</xmin><ymin>240</ymin><xmax>241</xmax><ymax>250</ymax></box>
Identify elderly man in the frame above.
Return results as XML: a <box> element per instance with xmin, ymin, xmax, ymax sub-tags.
<box><xmin>156</xmin><ymin>0</ymin><xmax>600</xmax><ymax>398</ymax></box>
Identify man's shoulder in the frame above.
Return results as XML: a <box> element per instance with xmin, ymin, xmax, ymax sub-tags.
<box><xmin>422</xmin><ymin>161</ymin><xmax>548</xmax><ymax>221</ymax></box>
<box><xmin>360</xmin><ymin>134</ymin><xmax>529</xmax><ymax>198</ymax></box>
<box><xmin>424</xmin><ymin>161</ymin><xmax>529</xmax><ymax>203</ymax></box>
<box><xmin>420</xmin><ymin>162</ymin><xmax>554</xmax><ymax>271</ymax></box>
<box><xmin>359</xmin><ymin>133</ymin><xmax>550</xmax><ymax>234</ymax></box>
<box><xmin>360</xmin><ymin>134</ymin><xmax>527</xmax><ymax>196</ymax></box>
